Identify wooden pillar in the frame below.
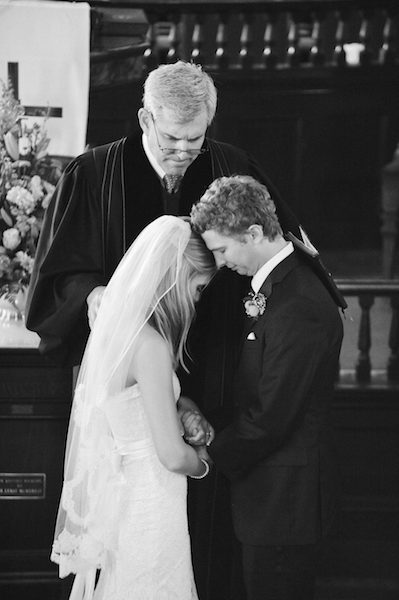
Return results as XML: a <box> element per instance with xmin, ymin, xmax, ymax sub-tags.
<box><xmin>381</xmin><ymin>144</ymin><xmax>399</xmax><ymax>278</ymax></box>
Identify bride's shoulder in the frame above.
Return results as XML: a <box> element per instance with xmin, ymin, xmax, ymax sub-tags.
<box><xmin>128</xmin><ymin>325</ymin><xmax>176</xmax><ymax>389</ymax></box>
<box><xmin>139</xmin><ymin>323</ymin><xmax>165</xmax><ymax>342</ymax></box>
<box><xmin>136</xmin><ymin>324</ymin><xmax>171</xmax><ymax>361</ymax></box>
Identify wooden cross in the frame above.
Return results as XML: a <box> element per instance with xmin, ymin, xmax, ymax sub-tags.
<box><xmin>8</xmin><ymin>62</ymin><xmax>63</xmax><ymax>119</ymax></box>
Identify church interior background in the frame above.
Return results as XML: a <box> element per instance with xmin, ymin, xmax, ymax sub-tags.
<box><xmin>0</xmin><ymin>0</ymin><xmax>398</xmax><ymax>598</ymax></box>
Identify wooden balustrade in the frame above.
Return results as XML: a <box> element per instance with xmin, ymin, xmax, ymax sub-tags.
<box><xmin>337</xmin><ymin>279</ymin><xmax>399</xmax><ymax>385</ymax></box>
<box><xmin>87</xmin><ymin>0</ymin><xmax>399</xmax><ymax>74</ymax></box>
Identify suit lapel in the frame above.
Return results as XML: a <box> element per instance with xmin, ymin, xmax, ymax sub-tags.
<box><xmin>259</xmin><ymin>252</ymin><xmax>300</xmax><ymax>299</ymax></box>
<box><xmin>242</xmin><ymin>315</ymin><xmax>258</xmax><ymax>340</ymax></box>
<box><xmin>240</xmin><ymin>259</ymin><xmax>294</xmax><ymax>344</ymax></box>
<box><xmin>238</xmin><ymin>254</ymin><xmax>299</xmax><ymax>355</ymax></box>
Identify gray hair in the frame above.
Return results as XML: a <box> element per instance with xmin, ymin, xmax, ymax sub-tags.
<box><xmin>143</xmin><ymin>61</ymin><xmax>217</xmax><ymax>125</ymax></box>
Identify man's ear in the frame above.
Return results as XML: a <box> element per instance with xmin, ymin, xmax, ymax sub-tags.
<box><xmin>247</xmin><ymin>224</ymin><xmax>264</xmax><ymax>243</ymax></box>
<box><xmin>138</xmin><ymin>108</ymin><xmax>150</xmax><ymax>135</ymax></box>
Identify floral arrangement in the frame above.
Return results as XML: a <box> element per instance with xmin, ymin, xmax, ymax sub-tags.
<box><xmin>0</xmin><ymin>80</ymin><xmax>62</xmax><ymax>319</ymax></box>
<box><xmin>243</xmin><ymin>290</ymin><xmax>267</xmax><ymax>319</ymax></box>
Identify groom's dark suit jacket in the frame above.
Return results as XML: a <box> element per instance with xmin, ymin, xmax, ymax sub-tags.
<box><xmin>208</xmin><ymin>251</ymin><xmax>343</xmax><ymax>546</ymax></box>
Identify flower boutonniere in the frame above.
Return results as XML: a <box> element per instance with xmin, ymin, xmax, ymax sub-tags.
<box><xmin>243</xmin><ymin>291</ymin><xmax>267</xmax><ymax>319</ymax></box>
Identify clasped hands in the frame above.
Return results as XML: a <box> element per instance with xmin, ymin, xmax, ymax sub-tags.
<box><xmin>178</xmin><ymin>396</ymin><xmax>214</xmax><ymax>462</ymax></box>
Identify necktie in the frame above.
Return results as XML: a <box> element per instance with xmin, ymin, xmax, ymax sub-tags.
<box><xmin>163</xmin><ymin>174</ymin><xmax>183</xmax><ymax>194</ymax></box>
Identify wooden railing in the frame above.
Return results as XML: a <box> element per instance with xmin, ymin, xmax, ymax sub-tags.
<box><xmin>337</xmin><ymin>279</ymin><xmax>399</xmax><ymax>386</ymax></box>
<box><xmin>87</xmin><ymin>0</ymin><xmax>399</xmax><ymax>75</ymax></box>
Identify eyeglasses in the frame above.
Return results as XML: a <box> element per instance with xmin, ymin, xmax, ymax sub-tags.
<box><xmin>149</xmin><ymin>112</ymin><xmax>208</xmax><ymax>157</ymax></box>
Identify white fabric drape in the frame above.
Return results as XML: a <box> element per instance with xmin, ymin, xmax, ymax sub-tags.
<box><xmin>0</xmin><ymin>0</ymin><xmax>90</xmax><ymax>157</ymax></box>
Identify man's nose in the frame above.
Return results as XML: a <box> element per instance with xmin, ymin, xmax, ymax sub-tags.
<box><xmin>215</xmin><ymin>255</ymin><xmax>225</xmax><ymax>268</ymax></box>
<box><xmin>174</xmin><ymin>140</ymin><xmax>190</xmax><ymax>155</ymax></box>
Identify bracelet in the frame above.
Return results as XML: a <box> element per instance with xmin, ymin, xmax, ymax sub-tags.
<box><xmin>189</xmin><ymin>458</ymin><xmax>210</xmax><ymax>479</ymax></box>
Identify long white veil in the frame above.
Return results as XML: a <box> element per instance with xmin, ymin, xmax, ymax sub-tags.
<box><xmin>51</xmin><ymin>216</ymin><xmax>191</xmax><ymax>595</ymax></box>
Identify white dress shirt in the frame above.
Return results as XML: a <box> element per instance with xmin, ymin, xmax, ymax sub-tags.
<box><xmin>142</xmin><ymin>134</ymin><xmax>166</xmax><ymax>180</ymax></box>
<box><xmin>251</xmin><ymin>242</ymin><xmax>294</xmax><ymax>293</ymax></box>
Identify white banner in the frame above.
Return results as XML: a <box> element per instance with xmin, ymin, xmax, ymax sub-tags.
<box><xmin>0</xmin><ymin>0</ymin><xmax>90</xmax><ymax>157</ymax></box>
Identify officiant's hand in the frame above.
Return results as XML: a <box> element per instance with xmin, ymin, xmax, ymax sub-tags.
<box><xmin>87</xmin><ymin>286</ymin><xmax>106</xmax><ymax>329</ymax></box>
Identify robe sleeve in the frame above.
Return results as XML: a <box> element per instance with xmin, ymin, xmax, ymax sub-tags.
<box><xmin>208</xmin><ymin>139</ymin><xmax>302</xmax><ymax>238</ymax></box>
<box><xmin>241</xmin><ymin>152</ymin><xmax>347</xmax><ymax>308</ymax></box>
<box><xmin>26</xmin><ymin>155</ymin><xmax>106</xmax><ymax>366</ymax></box>
<box><xmin>246</xmin><ymin>152</ymin><xmax>302</xmax><ymax>239</ymax></box>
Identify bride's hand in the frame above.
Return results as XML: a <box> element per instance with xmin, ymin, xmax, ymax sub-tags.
<box><xmin>195</xmin><ymin>444</ymin><xmax>213</xmax><ymax>468</ymax></box>
<box><xmin>180</xmin><ymin>410</ymin><xmax>215</xmax><ymax>446</ymax></box>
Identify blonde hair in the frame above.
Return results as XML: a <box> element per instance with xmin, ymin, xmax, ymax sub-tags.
<box><xmin>151</xmin><ymin>232</ymin><xmax>215</xmax><ymax>370</ymax></box>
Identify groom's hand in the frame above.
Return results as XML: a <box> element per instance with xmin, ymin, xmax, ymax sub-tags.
<box><xmin>177</xmin><ymin>395</ymin><xmax>215</xmax><ymax>446</ymax></box>
<box><xmin>180</xmin><ymin>410</ymin><xmax>214</xmax><ymax>446</ymax></box>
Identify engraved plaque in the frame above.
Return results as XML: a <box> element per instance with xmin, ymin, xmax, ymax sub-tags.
<box><xmin>0</xmin><ymin>473</ymin><xmax>46</xmax><ymax>499</ymax></box>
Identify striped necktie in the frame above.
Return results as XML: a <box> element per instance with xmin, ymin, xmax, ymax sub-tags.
<box><xmin>163</xmin><ymin>174</ymin><xmax>183</xmax><ymax>194</ymax></box>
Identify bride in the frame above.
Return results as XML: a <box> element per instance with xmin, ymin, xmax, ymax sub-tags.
<box><xmin>51</xmin><ymin>216</ymin><xmax>216</xmax><ymax>599</ymax></box>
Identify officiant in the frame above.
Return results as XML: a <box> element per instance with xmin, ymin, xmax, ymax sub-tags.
<box><xmin>26</xmin><ymin>59</ymin><xmax>301</xmax><ymax>394</ymax></box>
<box><xmin>26</xmin><ymin>60</ymin><xmax>301</xmax><ymax>599</ymax></box>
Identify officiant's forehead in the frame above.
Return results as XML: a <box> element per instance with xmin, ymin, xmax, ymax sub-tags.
<box><xmin>157</xmin><ymin>106</ymin><xmax>208</xmax><ymax>135</ymax></box>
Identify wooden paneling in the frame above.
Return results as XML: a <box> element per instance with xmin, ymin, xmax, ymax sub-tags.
<box><xmin>87</xmin><ymin>66</ymin><xmax>399</xmax><ymax>252</ymax></box>
<box><xmin>210</xmin><ymin>68</ymin><xmax>399</xmax><ymax>250</ymax></box>
<box><xmin>0</xmin><ymin>361</ymin><xmax>398</xmax><ymax>598</ymax></box>
<box><xmin>86</xmin><ymin>0</ymin><xmax>399</xmax><ymax>254</ymax></box>
<box><xmin>317</xmin><ymin>385</ymin><xmax>399</xmax><ymax>598</ymax></box>
<box><xmin>0</xmin><ymin>349</ymin><xmax>72</xmax><ymax>600</ymax></box>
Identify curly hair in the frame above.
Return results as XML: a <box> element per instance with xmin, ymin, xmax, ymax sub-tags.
<box><xmin>143</xmin><ymin>61</ymin><xmax>217</xmax><ymax>125</ymax></box>
<box><xmin>191</xmin><ymin>175</ymin><xmax>283</xmax><ymax>240</ymax></box>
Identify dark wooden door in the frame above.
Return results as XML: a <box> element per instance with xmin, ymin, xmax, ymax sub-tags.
<box><xmin>0</xmin><ymin>349</ymin><xmax>72</xmax><ymax>600</ymax></box>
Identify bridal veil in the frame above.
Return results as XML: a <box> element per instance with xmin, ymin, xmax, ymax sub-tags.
<box><xmin>51</xmin><ymin>216</ymin><xmax>192</xmax><ymax>597</ymax></box>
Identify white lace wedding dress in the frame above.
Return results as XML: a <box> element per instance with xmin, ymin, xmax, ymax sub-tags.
<box><xmin>94</xmin><ymin>375</ymin><xmax>199</xmax><ymax>600</ymax></box>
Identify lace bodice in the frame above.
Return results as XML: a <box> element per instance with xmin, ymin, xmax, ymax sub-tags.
<box><xmin>93</xmin><ymin>373</ymin><xmax>198</xmax><ymax>599</ymax></box>
<box><xmin>104</xmin><ymin>374</ymin><xmax>181</xmax><ymax>458</ymax></box>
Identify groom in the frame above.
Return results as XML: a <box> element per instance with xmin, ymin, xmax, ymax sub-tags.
<box><xmin>190</xmin><ymin>175</ymin><xmax>344</xmax><ymax>600</ymax></box>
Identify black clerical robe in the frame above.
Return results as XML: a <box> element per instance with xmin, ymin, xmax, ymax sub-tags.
<box><xmin>26</xmin><ymin>133</ymin><xmax>300</xmax><ymax>368</ymax></box>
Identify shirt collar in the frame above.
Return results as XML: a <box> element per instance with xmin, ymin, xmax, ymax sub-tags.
<box><xmin>251</xmin><ymin>241</ymin><xmax>294</xmax><ymax>293</ymax></box>
<box><xmin>142</xmin><ymin>133</ymin><xmax>165</xmax><ymax>180</ymax></box>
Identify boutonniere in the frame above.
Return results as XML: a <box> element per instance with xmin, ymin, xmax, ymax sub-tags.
<box><xmin>243</xmin><ymin>291</ymin><xmax>267</xmax><ymax>319</ymax></box>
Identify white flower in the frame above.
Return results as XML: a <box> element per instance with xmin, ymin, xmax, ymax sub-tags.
<box><xmin>15</xmin><ymin>250</ymin><xmax>34</xmax><ymax>274</ymax></box>
<box><xmin>18</xmin><ymin>135</ymin><xmax>31</xmax><ymax>157</ymax></box>
<box><xmin>15</xmin><ymin>215</ymin><xmax>29</xmax><ymax>237</ymax></box>
<box><xmin>29</xmin><ymin>175</ymin><xmax>44</xmax><ymax>201</ymax></box>
<box><xmin>6</xmin><ymin>185</ymin><xmax>36</xmax><ymax>215</ymax></box>
<box><xmin>244</xmin><ymin>300</ymin><xmax>261</xmax><ymax>318</ymax></box>
<box><xmin>243</xmin><ymin>291</ymin><xmax>267</xmax><ymax>319</ymax></box>
<box><xmin>3</xmin><ymin>228</ymin><xmax>21</xmax><ymax>250</ymax></box>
